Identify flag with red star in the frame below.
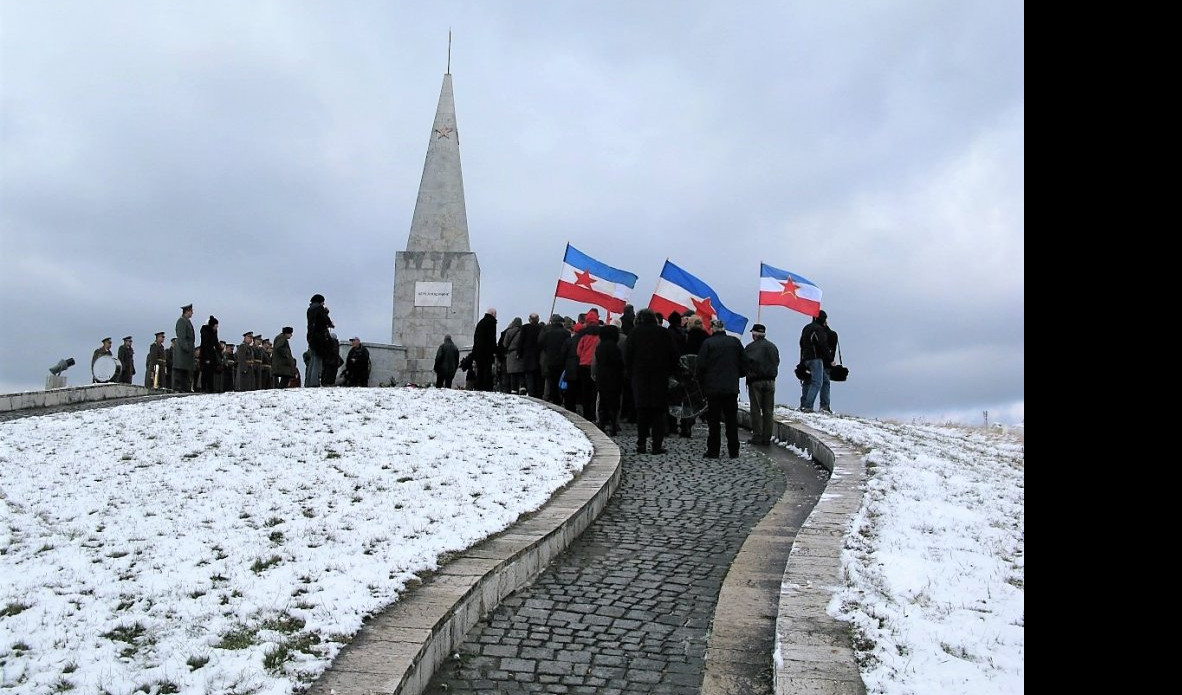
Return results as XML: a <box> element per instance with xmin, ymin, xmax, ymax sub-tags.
<box><xmin>554</xmin><ymin>244</ymin><xmax>638</xmax><ymax>313</ymax></box>
<box><xmin>649</xmin><ymin>260</ymin><xmax>748</xmax><ymax>334</ymax></box>
<box><xmin>758</xmin><ymin>262</ymin><xmax>822</xmax><ymax>317</ymax></box>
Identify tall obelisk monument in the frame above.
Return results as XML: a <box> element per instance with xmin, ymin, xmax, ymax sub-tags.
<box><xmin>390</xmin><ymin>67</ymin><xmax>480</xmax><ymax>385</ymax></box>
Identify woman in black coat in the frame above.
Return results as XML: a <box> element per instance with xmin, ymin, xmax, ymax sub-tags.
<box><xmin>622</xmin><ymin>308</ymin><xmax>680</xmax><ymax>454</ymax></box>
<box><xmin>592</xmin><ymin>324</ymin><xmax>625</xmax><ymax>435</ymax></box>
<box><xmin>198</xmin><ymin>316</ymin><xmax>221</xmax><ymax>393</ymax></box>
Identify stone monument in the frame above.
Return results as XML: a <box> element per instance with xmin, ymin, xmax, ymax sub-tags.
<box><xmin>388</xmin><ymin>71</ymin><xmax>480</xmax><ymax>385</ymax></box>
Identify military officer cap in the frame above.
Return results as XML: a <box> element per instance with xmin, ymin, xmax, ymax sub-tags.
<box><xmin>282</xmin><ymin>326</ymin><xmax>294</xmax><ymax>334</ymax></box>
<box><xmin>154</xmin><ymin>331</ymin><xmax>165</xmax><ymax>337</ymax></box>
<box><xmin>101</xmin><ymin>337</ymin><xmax>112</xmax><ymax>343</ymax></box>
<box><xmin>123</xmin><ymin>336</ymin><xmax>132</xmax><ymax>341</ymax></box>
<box><xmin>181</xmin><ymin>303</ymin><xmax>193</xmax><ymax>311</ymax></box>
<box><xmin>243</xmin><ymin>331</ymin><xmax>253</xmax><ymax>338</ymax></box>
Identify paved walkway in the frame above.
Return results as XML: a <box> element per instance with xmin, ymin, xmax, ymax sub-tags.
<box><xmin>421</xmin><ymin>420</ymin><xmax>828</xmax><ymax>694</ymax></box>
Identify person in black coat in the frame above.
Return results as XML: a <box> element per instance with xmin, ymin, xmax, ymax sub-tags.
<box><xmin>592</xmin><ymin>324</ymin><xmax>625</xmax><ymax>435</ymax></box>
<box><xmin>199</xmin><ymin>316</ymin><xmax>221</xmax><ymax>394</ymax></box>
<box><xmin>696</xmin><ymin>319</ymin><xmax>748</xmax><ymax>459</ymax></box>
<box><xmin>472</xmin><ymin>307</ymin><xmax>498</xmax><ymax>391</ymax></box>
<box><xmin>521</xmin><ymin>313</ymin><xmax>543</xmax><ymax>398</ymax></box>
<box><xmin>799</xmin><ymin>309</ymin><xmax>833</xmax><ymax>411</ymax></box>
<box><xmin>343</xmin><ymin>337</ymin><xmax>371</xmax><ymax>387</ymax></box>
<box><xmin>622</xmin><ymin>308</ymin><xmax>680</xmax><ymax>454</ymax></box>
<box><xmin>538</xmin><ymin>314</ymin><xmax>570</xmax><ymax>404</ymax></box>
<box><xmin>434</xmin><ymin>334</ymin><xmax>461</xmax><ymax>388</ymax></box>
<box><xmin>306</xmin><ymin>294</ymin><xmax>333</xmax><ymax>387</ymax></box>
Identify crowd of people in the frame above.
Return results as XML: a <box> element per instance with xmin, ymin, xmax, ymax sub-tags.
<box><xmin>89</xmin><ymin>296</ymin><xmax>373</xmax><ymax>393</ymax></box>
<box><xmin>457</xmin><ymin>303</ymin><xmax>840</xmax><ymax>460</ymax></box>
<box><xmin>87</xmin><ymin>293</ymin><xmax>839</xmax><ymax>460</ymax></box>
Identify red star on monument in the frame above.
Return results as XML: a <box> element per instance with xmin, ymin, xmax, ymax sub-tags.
<box><xmin>779</xmin><ymin>278</ymin><xmax>800</xmax><ymax>297</ymax></box>
<box><xmin>573</xmin><ymin>269</ymin><xmax>596</xmax><ymax>289</ymax></box>
<box><xmin>434</xmin><ymin>126</ymin><xmax>454</xmax><ymax>139</ymax></box>
<box><xmin>690</xmin><ymin>296</ymin><xmax>715</xmax><ymax>324</ymax></box>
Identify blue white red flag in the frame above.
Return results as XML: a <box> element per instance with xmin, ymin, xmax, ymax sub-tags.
<box><xmin>758</xmin><ymin>262</ymin><xmax>822</xmax><ymax>317</ymax></box>
<box><xmin>649</xmin><ymin>260</ymin><xmax>749</xmax><ymax>334</ymax></box>
<box><xmin>554</xmin><ymin>244</ymin><xmax>638</xmax><ymax>314</ymax></box>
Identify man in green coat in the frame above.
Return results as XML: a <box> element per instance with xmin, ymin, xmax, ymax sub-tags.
<box><xmin>272</xmin><ymin>327</ymin><xmax>297</xmax><ymax>388</ymax></box>
<box><xmin>172</xmin><ymin>304</ymin><xmax>195</xmax><ymax>392</ymax></box>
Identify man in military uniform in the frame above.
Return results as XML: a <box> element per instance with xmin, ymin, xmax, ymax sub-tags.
<box><xmin>145</xmin><ymin>332</ymin><xmax>167</xmax><ymax>388</ymax></box>
<box><xmin>258</xmin><ymin>336</ymin><xmax>273</xmax><ymax>389</ymax></box>
<box><xmin>117</xmin><ymin>336</ymin><xmax>136</xmax><ymax>384</ymax></box>
<box><xmin>272</xmin><ymin>327</ymin><xmax>296</xmax><ymax>388</ymax></box>
<box><xmin>91</xmin><ymin>337</ymin><xmax>114</xmax><ymax>383</ymax></box>
<box><xmin>173</xmin><ymin>304</ymin><xmax>196</xmax><ymax>392</ymax></box>
<box><xmin>236</xmin><ymin>331</ymin><xmax>255</xmax><ymax>391</ymax></box>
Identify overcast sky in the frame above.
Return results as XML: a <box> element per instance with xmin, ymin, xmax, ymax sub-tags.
<box><xmin>0</xmin><ymin>1</ymin><xmax>1024</xmax><ymax>425</ymax></box>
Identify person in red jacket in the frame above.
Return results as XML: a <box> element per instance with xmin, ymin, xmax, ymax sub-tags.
<box><xmin>574</xmin><ymin>308</ymin><xmax>602</xmax><ymax>422</ymax></box>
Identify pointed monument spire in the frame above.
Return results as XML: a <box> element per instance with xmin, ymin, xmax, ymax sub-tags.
<box><xmin>405</xmin><ymin>74</ymin><xmax>470</xmax><ymax>253</ymax></box>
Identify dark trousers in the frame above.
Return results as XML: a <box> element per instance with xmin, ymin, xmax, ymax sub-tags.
<box><xmin>635</xmin><ymin>405</ymin><xmax>667</xmax><ymax>451</ymax></box>
<box><xmin>276</xmin><ymin>375</ymin><xmax>291</xmax><ymax>389</ymax></box>
<box><xmin>705</xmin><ymin>393</ymin><xmax>740</xmax><ymax>457</ymax></box>
<box><xmin>201</xmin><ymin>363</ymin><xmax>219</xmax><ymax>393</ymax></box>
<box><xmin>597</xmin><ymin>387</ymin><xmax>621</xmax><ymax>433</ymax></box>
<box><xmin>172</xmin><ymin>368</ymin><xmax>192</xmax><ymax>392</ymax></box>
<box><xmin>577</xmin><ymin>366</ymin><xmax>597</xmax><ymax>421</ymax></box>
<box><xmin>562</xmin><ymin>377</ymin><xmax>580</xmax><ymax>413</ymax></box>
<box><xmin>525</xmin><ymin>369</ymin><xmax>542</xmax><ymax>398</ymax></box>
<box><xmin>476</xmin><ymin>359</ymin><xmax>495</xmax><ymax>391</ymax></box>
<box><xmin>435</xmin><ymin>371</ymin><xmax>455</xmax><ymax>388</ymax></box>
<box><xmin>546</xmin><ymin>368</ymin><xmax>564</xmax><ymax>405</ymax></box>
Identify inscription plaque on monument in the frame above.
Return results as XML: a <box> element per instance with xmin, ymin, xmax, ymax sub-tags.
<box><xmin>414</xmin><ymin>281</ymin><xmax>453</xmax><ymax>307</ymax></box>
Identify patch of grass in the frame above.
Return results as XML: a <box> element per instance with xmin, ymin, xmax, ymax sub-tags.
<box><xmin>396</xmin><ymin>476</ymin><xmax>413</xmax><ymax>483</ymax></box>
<box><xmin>63</xmin><ymin>662</ymin><xmax>78</xmax><ymax>673</ymax></box>
<box><xmin>1</xmin><ymin>601</ymin><xmax>29</xmax><ymax>617</ymax></box>
<box><xmin>135</xmin><ymin>680</ymin><xmax>179</xmax><ymax>694</ymax></box>
<box><xmin>186</xmin><ymin>654</ymin><xmax>210</xmax><ymax>671</ymax></box>
<box><xmin>260</xmin><ymin>613</ymin><xmax>305</xmax><ymax>634</ymax></box>
<box><xmin>250</xmin><ymin>555</ymin><xmax>282</xmax><ymax>573</ymax></box>
<box><xmin>49</xmin><ymin>678</ymin><xmax>75</xmax><ymax>692</ymax></box>
<box><xmin>264</xmin><ymin>517</ymin><xmax>284</xmax><ymax>527</ymax></box>
<box><xmin>302</xmin><ymin>507</ymin><xmax>316</xmax><ymax>518</ymax></box>
<box><xmin>268</xmin><ymin>530</ymin><xmax>285</xmax><ymax>544</ymax></box>
<box><xmin>215</xmin><ymin>626</ymin><xmax>255</xmax><ymax>650</ymax></box>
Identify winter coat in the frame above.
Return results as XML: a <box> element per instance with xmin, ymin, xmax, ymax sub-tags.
<box><xmin>344</xmin><ymin>345</ymin><xmax>371</xmax><ymax>386</ymax></box>
<box><xmin>174</xmin><ymin>316</ymin><xmax>196</xmax><ymax>371</ymax></box>
<box><xmin>472</xmin><ymin>312</ymin><xmax>498</xmax><ymax>363</ymax></box>
<box><xmin>574</xmin><ymin>323</ymin><xmax>600</xmax><ymax>367</ymax></box>
<box><xmin>591</xmin><ymin>325</ymin><xmax>625</xmax><ymax>393</ymax></box>
<box><xmin>306</xmin><ymin>301</ymin><xmax>334</xmax><ymax>358</ymax></box>
<box><xmin>503</xmin><ymin>319</ymin><xmax>525</xmax><ymax>374</ymax></box>
<box><xmin>799</xmin><ymin>318</ymin><xmax>832</xmax><ymax>362</ymax></box>
<box><xmin>622</xmin><ymin>314</ymin><xmax>679</xmax><ymax>408</ymax></box>
<box><xmin>435</xmin><ymin>337</ymin><xmax>460</xmax><ymax>378</ymax></box>
<box><xmin>685</xmin><ymin>327</ymin><xmax>708</xmax><ymax>356</ymax></box>
<box><xmin>272</xmin><ymin>333</ymin><xmax>296</xmax><ymax>377</ymax></box>
<box><xmin>538</xmin><ymin>320</ymin><xmax>570</xmax><ymax>374</ymax></box>
<box><xmin>696</xmin><ymin>331</ymin><xmax>747</xmax><ymax>396</ymax></box>
<box><xmin>743</xmin><ymin>335</ymin><xmax>780</xmax><ymax>382</ymax></box>
<box><xmin>199</xmin><ymin>323</ymin><xmax>221</xmax><ymax>367</ymax></box>
<box><xmin>520</xmin><ymin>320</ymin><xmax>542</xmax><ymax>372</ymax></box>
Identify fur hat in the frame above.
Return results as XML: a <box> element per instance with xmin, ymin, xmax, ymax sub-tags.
<box><xmin>751</xmin><ymin>324</ymin><xmax>766</xmax><ymax>334</ymax></box>
<box><xmin>816</xmin><ymin>310</ymin><xmax>827</xmax><ymax>321</ymax></box>
<box><xmin>310</xmin><ymin>293</ymin><xmax>325</xmax><ymax>303</ymax></box>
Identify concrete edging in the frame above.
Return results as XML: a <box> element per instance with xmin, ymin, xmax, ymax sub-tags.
<box><xmin>308</xmin><ymin>400</ymin><xmax>621</xmax><ymax>695</ymax></box>
<box><xmin>767</xmin><ymin>415</ymin><xmax>868</xmax><ymax>695</ymax></box>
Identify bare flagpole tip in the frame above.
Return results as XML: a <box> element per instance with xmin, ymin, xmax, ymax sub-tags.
<box><xmin>447</xmin><ymin>29</ymin><xmax>452</xmax><ymax>74</ymax></box>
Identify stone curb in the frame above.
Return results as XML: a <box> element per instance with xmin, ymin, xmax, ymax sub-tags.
<box><xmin>307</xmin><ymin>399</ymin><xmax>621</xmax><ymax>695</ymax></box>
<box><xmin>767</xmin><ymin>414</ymin><xmax>868</xmax><ymax>695</ymax></box>
<box><xmin>0</xmin><ymin>383</ymin><xmax>162</xmax><ymax>411</ymax></box>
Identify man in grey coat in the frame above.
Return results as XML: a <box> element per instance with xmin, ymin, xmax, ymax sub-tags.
<box><xmin>172</xmin><ymin>304</ymin><xmax>196</xmax><ymax>392</ymax></box>
<box><xmin>744</xmin><ymin>323</ymin><xmax>780</xmax><ymax>444</ymax></box>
